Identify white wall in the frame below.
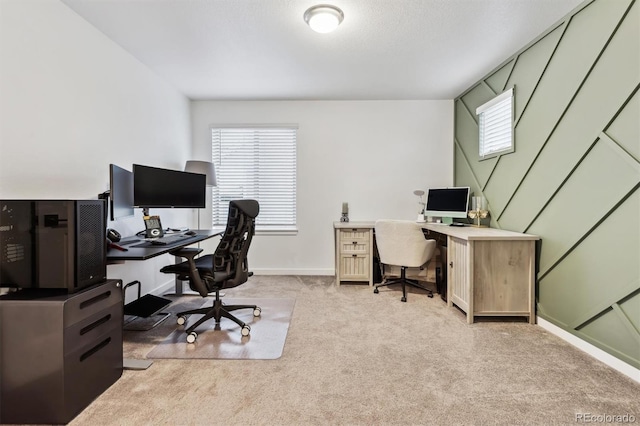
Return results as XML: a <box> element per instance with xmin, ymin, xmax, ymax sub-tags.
<box><xmin>0</xmin><ymin>1</ymin><xmax>454</xmax><ymax>287</ymax></box>
<box><xmin>191</xmin><ymin>100</ymin><xmax>454</xmax><ymax>274</ymax></box>
<box><xmin>0</xmin><ymin>0</ymin><xmax>194</xmax><ymax>299</ymax></box>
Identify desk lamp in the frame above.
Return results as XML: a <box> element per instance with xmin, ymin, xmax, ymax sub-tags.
<box><xmin>184</xmin><ymin>160</ymin><xmax>217</xmax><ymax>229</ymax></box>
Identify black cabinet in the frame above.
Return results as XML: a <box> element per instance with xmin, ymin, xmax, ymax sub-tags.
<box><xmin>0</xmin><ymin>280</ymin><xmax>123</xmax><ymax>424</ymax></box>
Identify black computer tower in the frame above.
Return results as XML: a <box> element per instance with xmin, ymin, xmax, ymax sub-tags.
<box><xmin>0</xmin><ymin>199</ymin><xmax>107</xmax><ymax>293</ymax></box>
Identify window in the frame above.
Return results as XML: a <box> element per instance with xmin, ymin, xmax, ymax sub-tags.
<box><xmin>211</xmin><ymin>126</ymin><xmax>297</xmax><ymax>232</ymax></box>
<box><xmin>476</xmin><ymin>88</ymin><xmax>514</xmax><ymax>160</ymax></box>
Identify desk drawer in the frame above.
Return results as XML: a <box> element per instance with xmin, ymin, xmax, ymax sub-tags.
<box><xmin>339</xmin><ymin>240</ymin><xmax>369</xmax><ymax>254</ymax></box>
<box><xmin>64</xmin><ymin>301</ymin><xmax>122</xmax><ymax>355</ymax></box>
<box><xmin>339</xmin><ymin>228</ymin><xmax>370</xmax><ymax>242</ymax></box>
<box><xmin>339</xmin><ymin>254</ymin><xmax>370</xmax><ymax>281</ymax></box>
<box><xmin>63</xmin><ymin>280</ymin><xmax>122</xmax><ymax>328</ymax></box>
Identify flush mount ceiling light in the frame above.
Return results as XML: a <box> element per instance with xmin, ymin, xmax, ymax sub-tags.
<box><xmin>304</xmin><ymin>4</ymin><xmax>344</xmax><ymax>33</ymax></box>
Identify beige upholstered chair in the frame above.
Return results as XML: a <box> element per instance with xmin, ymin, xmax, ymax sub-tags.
<box><xmin>374</xmin><ymin>219</ymin><xmax>437</xmax><ymax>302</ymax></box>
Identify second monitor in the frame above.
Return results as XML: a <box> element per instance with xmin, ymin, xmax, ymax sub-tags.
<box><xmin>109</xmin><ymin>164</ymin><xmax>135</xmax><ymax>221</ymax></box>
<box><xmin>133</xmin><ymin>164</ymin><xmax>206</xmax><ymax>210</ymax></box>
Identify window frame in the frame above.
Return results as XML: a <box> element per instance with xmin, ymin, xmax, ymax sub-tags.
<box><xmin>476</xmin><ymin>87</ymin><xmax>515</xmax><ymax>160</ymax></box>
<box><xmin>210</xmin><ymin>124</ymin><xmax>298</xmax><ymax>235</ymax></box>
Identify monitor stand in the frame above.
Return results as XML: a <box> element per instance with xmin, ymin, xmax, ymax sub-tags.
<box><xmin>441</xmin><ymin>217</ymin><xmax>454</xmax><ymax>225</ymax></box>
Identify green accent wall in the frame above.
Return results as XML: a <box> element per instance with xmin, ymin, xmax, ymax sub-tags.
<box><xmin>454</xmin><ymin>0</ymin><xmax>640</xmax><ymax>368</ymax></box>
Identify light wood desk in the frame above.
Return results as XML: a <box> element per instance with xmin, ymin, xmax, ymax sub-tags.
<box><xmin>334</xmin><ymin>221</ymin><xmax>539</xmax><ymax>324</ymax></box>
<box><xmin>422</xmin><ymin>223</ymin><xmax>539</xmax><ymax>324</ymax></box>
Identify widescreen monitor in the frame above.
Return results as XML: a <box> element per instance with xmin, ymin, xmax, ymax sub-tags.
<box><xmin>109</xmin><ymin>164</ymin><xmax>135</xmax><ymax>221</ymax></box>
<box><xmin>425</xmin><ymin>187</ymin><xmax>470</xmax><ymax>219</ymax></box>
<box><xmin>133</xmin><ymin>164</ymin><xmax>206</xmax><ymax>209</ymax></box>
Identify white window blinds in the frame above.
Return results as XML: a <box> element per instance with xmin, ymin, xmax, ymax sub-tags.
<box><xmin>476</xmin><ymin>88</ymin><xmax>514</xmax><ymax>159</ymax></box>
<box><xmin>211</xmin><ymin>126</ymin><xmax>297</xmax><ymax>231</ymax></box>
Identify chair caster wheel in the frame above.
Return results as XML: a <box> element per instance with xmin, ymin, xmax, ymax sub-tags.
<box><xmin>401</xmin><ymin>296</ymin><xmax>407</xmax><ymax>302</ymax></box>
<box><xmin>374</xmin><ymin>288</ymin><xmax>379</xmax><ymax>294</ymax></box>
<box><xmin>186</xmin><ymin>332</ymin><xmax>197</xmax><ymax>343</ymax></box>
<box><xmin>241</xmin><ymin>325</ymin><xmax>251</xmax><ymax>336</ymax></box>
<box><xmin>428</xmin><ymin>293</ymin><xmax>434</xmax><ymax>298</ymax></box>
<box><xmin>177</xmin><ymin>316</ymin><xmax>186</xmax><ymax>325</ymax></box>
<box><xmin>253</xmin><ymin>307</ymin><xmax>262</xmax><ymax>317</ymax></box>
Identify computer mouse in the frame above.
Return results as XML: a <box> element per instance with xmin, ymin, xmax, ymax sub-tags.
<box><xmin>185</xmin><ymin>230</ymin><xmax>197</xmax><ymax>236</ymax></box>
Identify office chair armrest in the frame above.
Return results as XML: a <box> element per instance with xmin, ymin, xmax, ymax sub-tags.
<box><xmin>167</xmin><ymin>247</ymin><xmax>208</xmax><ymax>297</ymax></box>
<box><xmin>168</xmin><ymin>247</ymin><xmax>203</xmax><ymax>259</ymax></box>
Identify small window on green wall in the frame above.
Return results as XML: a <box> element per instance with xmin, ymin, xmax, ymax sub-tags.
<box><xmin>476</xmin><ymin>87</ymin><xmax>514</xmax><ymax>160</ymax></box>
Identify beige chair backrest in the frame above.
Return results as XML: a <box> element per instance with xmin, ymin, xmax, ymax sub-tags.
<box><xmin>375</xmin><ymin>220</ymin><xmax>436</xmax><ymax>268</ymax></box>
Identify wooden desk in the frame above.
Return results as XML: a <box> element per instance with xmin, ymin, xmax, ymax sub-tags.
<box><xmin>422</xmin><ymin>224</ymin><xmax>539</xmax><ymax>324</ymax></box>
<box><xmin>106</xmin><ymin>229</ymin><xmax>221</xmax><ymax>262</ymax></box>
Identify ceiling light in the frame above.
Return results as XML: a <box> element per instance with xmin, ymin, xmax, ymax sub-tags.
<box><xmin>304</xmin><ymin>4</ymin><xmax>344</xmax><ymax>33</ymax></box>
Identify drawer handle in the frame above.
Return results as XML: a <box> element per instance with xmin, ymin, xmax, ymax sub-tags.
<box><xmin>80</xmin><ymin>314</ymin><xmax>111</xmax><ymax>335</ymax></box>
<box><xmin>80</xmin><ymin>337</ymin><xmax>111</xmax><ymax>362</ymax></box>
<box><xmin>352</xmin><ymin>241</ymin><xmax>357</xmax><ymax>245</ymax></box>
<box><xmin>352</xmin><ymin>254</ymin><xmax>357</xmax><ymax>257</ymax></box>
<box><xmin>79</xmin><ymin>291</ymin><xmax>111</xmax><ymax>309</ymax></box>
<box><xmin>449</xmin><ymin>261</ymin><xmax>453</xmax><ymax>268</ymax></box>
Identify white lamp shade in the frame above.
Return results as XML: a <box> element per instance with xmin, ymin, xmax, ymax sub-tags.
<box><xmin>184</xmin><ymin>160</ymin><xmax>217</xmax><ymax>187</ymax></box>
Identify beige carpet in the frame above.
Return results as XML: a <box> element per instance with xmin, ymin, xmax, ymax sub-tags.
<box><xmin>146</xmin><ymin>297</ymin><xmax>295</xmax><ymax>360</ymax></box>
<box><xmin>69</xmin><ymin>275</ymin><xmax>639</xmax><ymax>426</ymax></box>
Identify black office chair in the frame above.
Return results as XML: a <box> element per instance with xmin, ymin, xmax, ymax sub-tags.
<box><xmin>160</xmin><ymin>199</ymin><xmax>260</xmax><ymax>343</ymax></box>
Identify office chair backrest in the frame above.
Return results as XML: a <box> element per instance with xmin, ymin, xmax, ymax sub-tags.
<box><xmin>375</xmin><ymin>219</ymin><xmax>435</xmax><ymax>268</ymax></box>
<box><xmin>209</xmin><ymin>199</ymin><xmax>259</xmax><ymax>291</ymax></box>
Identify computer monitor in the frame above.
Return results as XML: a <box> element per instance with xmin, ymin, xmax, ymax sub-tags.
<box><xmin>133</xmin><ymin>164</ymin><xmax>206</xmax><ymax>209</ymax></box>
<box><xmin>425</xmin><ymin>187</ymin><xmax>470</xmax><ymax>219</ymax></box>
<box><xmin>109</xmin><ymin>164</ymin><xmax>135</xmax><ymax>221</ymax></box>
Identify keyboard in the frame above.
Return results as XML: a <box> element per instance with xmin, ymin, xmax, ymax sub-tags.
<box><xmin>151</xmin><ymin>234</ymin><xmax>196</xmax><ymax>246</ymax></box>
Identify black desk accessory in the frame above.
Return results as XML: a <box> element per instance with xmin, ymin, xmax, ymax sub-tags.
<box><xmin>122</xmin><ymin>280</ymin><xmax>171</xmax><ymax>331</ymax></box>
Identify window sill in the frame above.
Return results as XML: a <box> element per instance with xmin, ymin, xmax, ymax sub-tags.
<box><xmin>211</xmin><ymin>227</ymin><xmax>298</xmax><ymax>236</ymax></box>
<box><xmin>479</xmin><ymin>148</ymin><xmax>514</xmax><ymax>161</ymax></box>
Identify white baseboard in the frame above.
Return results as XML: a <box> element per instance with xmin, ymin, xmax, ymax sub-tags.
<box><xmin>251</xmin><ymin>268</ymin><xmax>334</xmax><ymax>276</ymax></box>
<box><xmin>151</xmin><ymin>279</ymin><xmax>179</xmax><ymax>296</ymax></box>
<box><xmin>537</xmin><ymin>317</ymin><xmax>639</xmax><ymax>384</ymax></box>
<box><xmin>150</xmin><ymin>270</ymin><xmax>334</xmax><ymax>295</ymax></box>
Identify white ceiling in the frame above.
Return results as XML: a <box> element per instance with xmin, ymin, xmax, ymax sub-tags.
<box><xmin>61</xmin><ymin>0</ymin><xmax>584</xmax><ymax>101</ymax></box>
